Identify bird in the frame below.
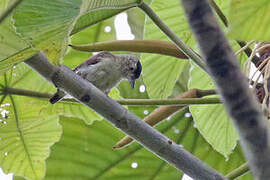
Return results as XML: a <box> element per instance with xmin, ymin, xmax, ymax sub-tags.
<box><xmin>49</xmin><ymin>51</ymin><xmax>142</xmax><ymax>104</ymax></box>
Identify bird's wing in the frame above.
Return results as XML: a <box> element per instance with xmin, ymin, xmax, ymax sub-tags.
<box><xmin>73</xmin><ymin>51</ymin><xmax>114</xmax><ymax>72</ymax></box>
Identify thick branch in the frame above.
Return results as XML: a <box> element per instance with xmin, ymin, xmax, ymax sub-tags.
<box><xmin>181</xmin><ymin>0</ymin><xmax>270</xmax><ymax>179</ymax></box>
<box><xmin>0</xmin><ymin>0</ymin><xmax>23</xmax><ymax>24</ymax></box>
<box><xmin>69</xmin><ymin>40</ymin><xmax>188</xmax><ymax>59</ymax></box>
<box><xmin>24</xmin><ymin>53</ymin><xmax>226</xmax><ymax>180</ymax></box>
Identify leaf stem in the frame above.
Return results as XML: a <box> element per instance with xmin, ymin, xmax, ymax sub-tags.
<box><xmin>118</xmin><ymin>97</ymin><xmax>220</xmax><ymax>105</ymax></box>
<box><xmin>2</xmin><ymin>87</ymin><xmax>53</xmax><ymax>99</ymax></box>
<box><xmin>0</xmin><ymin>0</ymin><xmax>23</xmax><ymax>24</ymax></box>
<box><xmin>138</xmin><ymin>2</ymin><xmax>207</xmax><ymax>72</ymax></box>
<box><xmin>225</xmin><ymin>163</ymin><xmax>249</xmax><ymax>180</ymax></box>
<box><xmin>69</xmin><ymin>40</ymin><xmax>188</xmax><ymax>59</ymax></box>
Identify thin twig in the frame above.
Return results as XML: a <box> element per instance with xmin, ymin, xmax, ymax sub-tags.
<box><xmin>1</xmin><ymin>86</ymin><xmax>220</xmax><ymax>105</ymax></box>
<box><xmin>181</xmin><ymin>0</ymin><xmax>270</xmax><ymax>179</ymax></box>
<box><xmin>0</xmin><ymin>0</ymin><xmax>23</xmax><ymax>24</ymax></box>
<box><xmin>225</xmin><ymin>163</ymin><xmax>249</xmax><ymax>180</ymax></box>
<box><xmin>118</xmin><ymin>97</ymin><xmax>220</xmax><ymax>105</ymax></box>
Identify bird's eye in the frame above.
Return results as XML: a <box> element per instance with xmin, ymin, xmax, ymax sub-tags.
<box><xmin>130</xmin><ymin>67</ymin><xmax>134</xmax><ymax>71</ymax></box>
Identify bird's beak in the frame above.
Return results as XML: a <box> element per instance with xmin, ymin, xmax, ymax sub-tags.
<box><xmin>129</xmin><ymin>78</ymin><xmax>135</xmax><ymax>88</ymax></box>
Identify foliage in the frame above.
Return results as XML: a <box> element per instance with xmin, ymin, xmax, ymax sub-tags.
<box><xmin>228</xmin><ymin>0</ymin><xmax>270</xmax><ymax>41</ymax></box>
<box><xmin>0</xmin><ymin>0</ymin><xmax>267</xmax><ymax>179</ymax></box>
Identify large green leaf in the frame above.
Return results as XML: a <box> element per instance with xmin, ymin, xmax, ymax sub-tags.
<box><xmin>127</xmin><ymin>8</ymin><xmax>146</xmax><ymax>40</ymax></box>
<box><xmin>228</xmin><ymin>0</ymin><xmax>270</xmax><ymax>41</ymax></box>
<box><xmin>142</xmin><ymin>0</ymin><xmax>191</xmax><ymax>99</ymax></box>
<box><xmin>188</xmin><ymin>63</ymin><xmax>238</xmax><ymax>158</ymax></box>
<box><xmin>0</xmin><ymin>0</ymin><xmax>141</xmax><ymax>73</ymax></box>
<box><xmin>0</xmin><ymin>94</ymin><xmax>61</xmax><ymax>180</ymax></box>
<box><xmin>13</xmin><ymin>0</ymin><xmax>82</xmax><ymax>64</ymax></box>
<box><xmin>12</xmin><ymin>0</ymin><xmax>142</xmax><ymax>64</ymax></box>
<box><xmin>12</xmin><ymin>110</ymin><xmax>251</xmax><ymax>180</ymax></box>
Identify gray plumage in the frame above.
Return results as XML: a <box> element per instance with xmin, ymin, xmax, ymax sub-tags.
<box><xmin>50</xmin><ymin>51</ymin><xmax>142</xmax><ymax>104</ymax></box>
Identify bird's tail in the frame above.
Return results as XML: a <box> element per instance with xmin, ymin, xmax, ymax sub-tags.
<box><xmin>50</xmin><ymin>89</ymin><xmax>65</xmax><ymax>104</ymax></box>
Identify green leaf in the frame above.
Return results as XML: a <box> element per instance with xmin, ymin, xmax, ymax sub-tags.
<box><xmin>64</xmin><ymin>18</ymin><xmax>117</xmax><ymax>69</ymax></box>
<box><xmin>12</xmin><ymin>0</ymin><xmax>141</xmax><ymax>64</ymax></box>
<box><xmin>142</xmin><ymin>0</ymin><xmax>191</xmax><ymax>98</ymax></box>
<box><xmin>0</xmin><ymin>0</ymin><xmax>140</xmax><ymax>73</ymax></box>
<box><xmin>228</xmin><ymin>0</ymin><xmax>270</xmax><ymax>41</ymax></box>
<box><xmin>127</xmin><ymin>8</ymin><xmax>146</xmax><ymax>40</ymax></box>
<box><xmin>188</xmin><ymin>63</ymin><xmax>238</xmax><ymax>158</ymax></box>
<box><xmin>0</xmin><ymin>95</ymin><xmax>61</xmax><ymax>180</ymax></box>
<box><xmin>12</xmin><ymin>109</ymin><xmax>249</xmax><ymax>180</ymax></box>
<box><xmin>142</xmin><ymin>56</ymin><xmax>186</xmax><ymax>99</ymax></box>
<box><xmin>13</xmin><ymin>0</ymin><xmax>82</xmax><ymax>64</ymax></box>
<box><xmin>72</xmin><ymin>0</ymin><xmax>142</xmax><ymax>34</ymax></box>
<box><xmin>0</xmin><ymin>16</ymin><xmax>37</xmax><ymax>74</ymax></box>
<box><xmin>141</xmin><ymin>0</ymin><xmax>247</xmax><ymax>99</ymax></box>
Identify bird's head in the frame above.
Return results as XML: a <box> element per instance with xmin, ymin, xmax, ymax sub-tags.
<box><xmin>120</xmin><ymin>55</ymin><xmax>142</xmax><ymax>88</ymax></box>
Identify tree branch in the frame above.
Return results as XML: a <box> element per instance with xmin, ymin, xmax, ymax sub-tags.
<box><xmin>181</xmin><ymin>0</ymin><xmax>270</xmax><ymax>179</ymax></box>
<box><xmin>24</xmin><ymin>53</ymin><xmax>226</xmax><ymax>180</ymax></box>
<box><xmin>0</xmin><ymin>0</ymin><xmax>23</xmax><ymax>24</ymax></box>
<box><xmin>69</xmin><ymin>40</ymin><xmax>188</xmax><ymax>59</ymax></box>
<box><xmin>138</xmin><ymin>2</ymin><xmax>207</xmax><ymax>72</ymax></box>
<box><xmin>114</xmin><ymin>88</ymin><xmax>216</xmax><ymax>148</ymax></box>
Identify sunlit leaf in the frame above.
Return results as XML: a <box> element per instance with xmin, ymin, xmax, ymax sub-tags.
<box><xmin>0</xmin><ymin>95</ymin><xmax>61</xmax><ymax>180</ymax></box>
<box><xmin>228</xmin><ymin>0</ymin><xmax>270</xmax><ymax>41</ymax></box>
<box><xmin>142</xmin><ymin>0</ymin><xmax>191</xmax><ymax>99</ymax></box>
<box><xmin>0</xmin><ymin>0</ymin><xmax>141</xmax><ymax>73</ymax></box>
<box><xmin>0</xmin><ymin>16</ymin><xmax>37</xmax><ymax>74</ymax></box>
<box><xmin>188</xmin><ymin>62</ymin><xmax>238</xmax><ymax>158</ymax></box>
<box><xmin>13</xmin><ymin>0</ymin><xmax>82</xmax><ymax>64</ymax></box>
